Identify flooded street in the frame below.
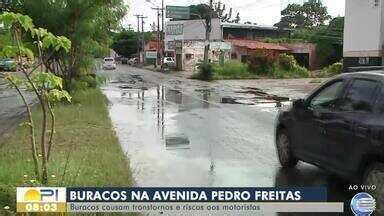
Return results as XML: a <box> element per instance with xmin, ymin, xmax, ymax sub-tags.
<box><xmin>101</xmin><ymin>65</ymin><xmax>354</xmax><ymax>210</ymax></box>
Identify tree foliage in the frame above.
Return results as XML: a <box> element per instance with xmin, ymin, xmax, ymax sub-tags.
<box><xmin>188</xmin><ymin>3</ymin><xmax>240</xmax><ymax>23</ymax></box>
<box><xmin>6</xmin><ymin>0</ymin><xmax>127</xmax><ymax>89</ymax></box>
<box><xmin>111</xmin><ymin>29</ymin><xmax>152</xmax><ymax>58</ymax></box>
<box><xmin>290</xmin><ymin>17</ymin><xmax>344</xmax><ymax>66</ymax></box>
<box><xmin>0</xmin><ymin>12</ymin><xmax>72</xmax><ymax>184</ymax></box>
<box><xmin>275</xmin><ymin>1</ymin><xmax>331</xmax><ymax>29</ymax></box>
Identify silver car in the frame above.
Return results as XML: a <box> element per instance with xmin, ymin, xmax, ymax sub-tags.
<box><xmin>102</xmin><ymin>57</ymin><xmax>116</xmax><ymax>70</ymax></box>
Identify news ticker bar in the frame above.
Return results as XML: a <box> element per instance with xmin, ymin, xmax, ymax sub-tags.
<box><xmin>16</xmin><ymin>187</ymin><xmax>345</xmax><ymax>213</ymax></box>
<box><xmin>17</xmin><ymin>202</ymin><xmax>344</xmax><ymax>213</ymax></box>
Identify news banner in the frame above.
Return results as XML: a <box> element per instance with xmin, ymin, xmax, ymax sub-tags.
<box><xmin>16</xmin><ymin>187</ymin><xmax>348</xmax><ymax>214</ymax></box>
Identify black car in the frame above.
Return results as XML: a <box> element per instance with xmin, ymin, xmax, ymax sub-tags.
<box><xmin>275</xmin><ymin>71</ymin><xmax>384</xmax><ymax>213</ymax></box>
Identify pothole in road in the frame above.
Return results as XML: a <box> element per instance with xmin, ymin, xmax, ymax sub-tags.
<box><xmin>114</xmin><ymin>74</ymin><xmax>147</xmax><ymax>90</ymax></box>
<box><xmin>165</xmin><ymin>134</ymin><xmax>191</xmax><ymax>150</ymax></box>
<box><xmin>221</xmin><ymin>87</ymin><xmax>290</xmax><ymax>106</ymax></box>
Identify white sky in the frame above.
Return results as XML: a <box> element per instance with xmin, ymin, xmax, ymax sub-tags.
<box><xmin>122</xmin><ymin>0</ymin><xmax>345</xmax><ymax>30</ymax></box>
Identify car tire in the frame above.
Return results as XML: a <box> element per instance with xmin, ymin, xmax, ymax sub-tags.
<box><xmin>363</xmin><ymin>163</ymin><xmax>384</xmax><ymax>215</ymax></box>
<box><xmin>276</xmin><ymin>129</ymin><xmax>298</xmax><ymax>168</ymax></box>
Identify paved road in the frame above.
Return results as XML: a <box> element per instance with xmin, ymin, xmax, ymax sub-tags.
<box><xmin>100</xmin><ymin>65</ymin><xmax>354</xmax><ymax>214</ymax></box>
<box><xmin>0</xmin><ymin>76</ymin><xmax>36</xmax><ymax>136</ymax></box>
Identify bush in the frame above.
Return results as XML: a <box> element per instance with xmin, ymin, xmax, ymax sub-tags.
<box><xmin>272</xmin><ymin>64</ymin><xmax>309</xmax><ymax>78</ymax></box>
<box><xmin>272</xmin><ymin>54</ymin><xmax>310</xmax><ymax>78</ymax></box>
<box><xmin>192</xmin><ymin>62</ymin><xmax>215</xmax><ymax>81</ymax></box>
<box><xmin>68</xmin><ymin>75</ymin><xmax>106</xmax><ymax>91</ymax></box>
<box><xmin>247</xmin><ymin>51</ymin><xmax>277</xmax><ymax>75</ymax></box>
<box><xmin>278</xmin><ymin>54</ymin><xmax>296</xmax><ymax>71</ymax></box>
<box><xmin>319</xmin><ymin>62</ymin><xmax>343</xmax><ymax>77</ymax></box>
<box><xmin>328</xmin><ymin>62</ymin><xmax>343</xmax><ymax>75</ymax></box>
<box><xmin>214</xmin><ymin>60</ymin><xmax>250</xmax><ymax>79</ymax></box>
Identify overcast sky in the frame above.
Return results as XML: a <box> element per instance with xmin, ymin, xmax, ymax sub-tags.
<box><xmin>122</xmin><ymin>0</ymin><xmax>345</xmax><ymax>30</ymax></box>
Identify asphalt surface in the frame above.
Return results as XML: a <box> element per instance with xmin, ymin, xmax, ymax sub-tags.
<box><xmin>100</xmin><ymin>65</ymin><xmax>355</xmax><ymax>215</ymax></box>
<box><xmin>0</xmin><ymin>75</ymin><xmax>36</xmax><ymax>136</ymax></box>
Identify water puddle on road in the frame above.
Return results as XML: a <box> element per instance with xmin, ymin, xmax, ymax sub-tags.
<box><xmin>101</xmin><ymin>74</ymin><xmax>353</xmax><ymax>206</ymax></box>
<box><xmin>102</xmin><ymin>80</ymin><xmax>281</xmax><ymax>187</ymax></box>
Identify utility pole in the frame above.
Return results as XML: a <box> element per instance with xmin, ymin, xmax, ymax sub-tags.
<box><xmin>146</xmin><ymin>0</ymin><xmax>165</xmax><ymax>68</ymax></box>
<box><xmin>203</xmin><ymin>0</ymin><xmax>214</xmax><ymax>64</ymax></box>
<box><xmin>161</xmin><ymin>0</ymin><xmax>165</xmax><ymax>67</ymax></box>
<box><xmin>134</xmin><ymin>14</ymin><xmax>142</xmax><ymax>60</ymax></box>
<box><xmin>140</xmin><ymin>16</ymin><xmax>148</xmax><ymax>64</ymax></box>
<box><xmin>152</xmin><ymin>7</ymin><xmax>162</xmax><ymax>67</ymax></box>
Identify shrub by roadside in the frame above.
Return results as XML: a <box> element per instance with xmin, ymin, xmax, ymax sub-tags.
<box><xmin>191</xmin><ymin>62</ymin><xmax>215</xmax><ymax>81</ymax></box>
<box><xmin>271</xmin><ymin>54</ymin><xmax>310</xmax><ymax>78</ymax></box>
<box><xmin>213</xmin><ymin>60</ymin><xmax>254</xmax><ymax>79</ymax></box>
<box><xmin>192</xmin><ymin>54</ymin><xmax>310</xmax><ymax>81</ymax></box>
<box><xmin>313</xmin><ymin>62</ymin><xmax>343</xmax><ymax>78</ymax></box>
<box><xmin>68</xmin><ymin>75</ymin><xmax>107</xmax><ymax>92</ymax></box>
<box><xmin>0</xmin><ymin>88</ymin><xmax>132</xmax><ymax>213</ymax></box>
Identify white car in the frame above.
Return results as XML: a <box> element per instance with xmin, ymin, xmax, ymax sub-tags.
<box><xmin>162</xmin><ymin>57</ymin><xmax>176</xmax><ymax>68</ymax></box>
<box><xmin>102</xmin><ymin>57</ymin><xmax>116</xmax><ymax>70</ymax></box>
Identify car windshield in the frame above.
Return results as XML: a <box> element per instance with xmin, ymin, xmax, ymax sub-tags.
<box><xmin>104</xmin><ymin>58</ymin><xmax>114</xmax><ymax>62</ymax></box>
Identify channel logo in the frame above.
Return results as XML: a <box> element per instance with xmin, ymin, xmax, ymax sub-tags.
<box><xmin>16</xmin><ymin>187</ymin><xmax>67</xmax><ymax>212</ymax></box>
<box><xmin>350</xmin><ymin>192</ymin><xmax>376</xmax><ymax>216</ymax></box>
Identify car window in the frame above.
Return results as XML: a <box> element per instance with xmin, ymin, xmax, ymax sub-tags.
<box><xmin>309</xmin><ymin>80</ymin><xmax>344</xmax><ymax>109</ymax></box>
<box><xmin>105</xmin><ymin>58</ymin><xmax>113</xmax><ymax>62</ymax></box>
<box><xmin>338</xmin><ymin>79</ymin><xmax>379</xmax><ymax>112</ymax></box>
<box><xmin>378</xmin><ymin>86</ymin><xmax>384</xmax><ymax>114</ymax></box>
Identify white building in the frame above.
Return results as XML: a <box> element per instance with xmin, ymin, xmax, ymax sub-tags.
<box><xmin>343</xmin><ymin>0</ymin><xmax>383</xmax><ymax>69</ymax></box>
<box><xmin>165</xmin><ymin>18</ymin><xmax>231</xmax><ymax>71</ymax></box>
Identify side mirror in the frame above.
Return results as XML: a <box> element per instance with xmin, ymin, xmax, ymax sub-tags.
<box><xmin>293</xmin><ymin>99</ymin><xmax>305</xmax><ymax>109</ymax></box>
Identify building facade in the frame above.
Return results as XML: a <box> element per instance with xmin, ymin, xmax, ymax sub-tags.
<box><xmin>343</xmin><ymin>0</ymin><xmax>383</xmax><ymax>69</ymax></box>
<box><xmin>164</xmin><ymin>19</ymin><xmax>317</xmax><ymax>71</ymax></box>
<box><xmin>165</xmin><ymin>18</ymin><xmax>231</xmax><ymax>71</ymax></box>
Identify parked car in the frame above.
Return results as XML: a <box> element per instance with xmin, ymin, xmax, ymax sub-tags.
<box><xmin>114</xmin><ymin>56</ymin><xmax>122</xmax><ymax>62</ymax></box>
<box><xmin>162</xmin><ymin>57</ymin><xmax>176</xmax><ymax>69</ymax></box>
<box><xmin>0</xmin><ymin>58</ymin><xmax>16</xmax><ymax>71</ymax></box>
<box><xmin>121</xmin><ymin>57</ymin><xmax>128</xmax><ymax>65</ymax></box>
<box><xmin>102</xmin><ymin>57</ymin><xmax>116</xmax><ymax>70</ymax></box>
<box><xmin>128</xmin><ymin>58</ymin><xmax>138</xmax><ymax>66</ymax></box>
<box><xmin>275</xmin><ymin>71</ymin><xmax>384</xmax><ymax>212</ymax></box>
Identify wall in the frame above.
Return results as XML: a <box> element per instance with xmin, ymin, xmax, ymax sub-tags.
<box><xmin>165</xmin><ymin>18</ymin><xmax>222</xmax><ymax>51</ymax></box>
<box><xmin>282</xmin><ymin>43</ymin><xmax>317</xmax><ymax>69</ymax></box>
<box><xmin>343</xmin><ymin>0</ymin><xmax>383</xmax><ymax>58</ymax></box>
<box><xmin>182</xmin><ymin>41</ymin><xmax>231</xmax><ymax>72</ymax></box>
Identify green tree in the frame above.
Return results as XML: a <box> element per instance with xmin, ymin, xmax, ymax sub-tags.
<box><xmin>275</xmin><ymin>4</ymin><xmax>305</xmax><ymax>29</ymax></box>
<box><xmin>10</xmin><ymin>0</ymin><xmax>127</xmax><ymax>90</ymax></box>
<box><xmin>0</xmin><ymin>12</ymin><xmax>72</xmax><ymax>184</ymax></box>
<box><xmin>275</xmin><ymin>1</ymin><xmax>331</xmax><ymax>29</ymax></box>
<box><xmin>310</xmin><ymin>17</ymin><xmax>344</xmax><ymax>66</ymax></box>
<box><xmin>290</xmin><ymin>17</ymin><xmax>344</xmax><ymax>67</ymax></box>
<box><xmin>111</xmin><ymin>29</ymin><xmax>152</xmax><ymax>58</ymax></box>
<box><xmin>188</xmin><ymin>3</ymin><xmax>240</xmax><ymax>23</ymax></box>
<box><xmin>301</xmin><ymin>1</ymin><xmax>332</xmax><ymax>27</ymax></box>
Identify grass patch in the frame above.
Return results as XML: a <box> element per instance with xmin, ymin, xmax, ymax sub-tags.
<box><xmin>213</xmin><ymin>60</ymin><xmax>255</xmax><ymax>80</ymax></box>
<box><xmin>0</xmin><ymin>88</ymin><xmax>132</xmax><ymax>213</ymax></box>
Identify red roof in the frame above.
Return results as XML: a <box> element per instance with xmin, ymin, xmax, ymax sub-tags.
<box><xmin>228</xmin><ymin>39</ymin><xmax>290</xmax><ymax>51</ymax></box>
<box><xmin>145</xmin><ymin>41</ymin><xmax>159</xmax><ymax>51</ymax></box>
